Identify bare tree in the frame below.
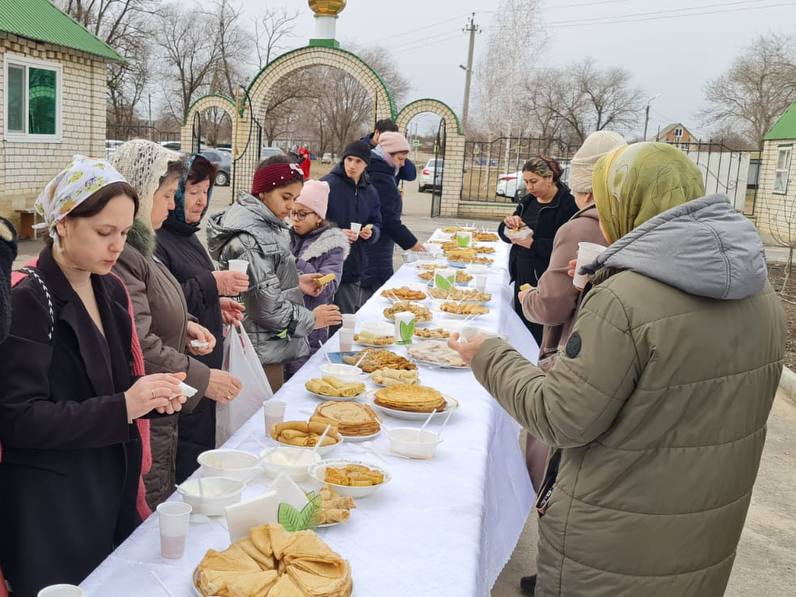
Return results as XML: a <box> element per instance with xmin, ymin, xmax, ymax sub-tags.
<box><xmin>526</xmin><ymin>60</ymin><xmax>643</xmax><ymax>144</ymax></box>
<box><xmin>253</xmin><ymin>6</ymin><xmax>300</xmax><ymax>68</ymax></box>
<box><xmin>155</xmin><ymin>4</ymin><xmax>221</xmax><ymax>124</ymax></box>
<box><xmin>702</xmin><ymin>33</ymin><xmax>796</xmax><ymax>147</ymax></box>
<box><xmin>57</xmin><ymin>0</ymin><xmax>160</xmax><ymax>134</ymax></box>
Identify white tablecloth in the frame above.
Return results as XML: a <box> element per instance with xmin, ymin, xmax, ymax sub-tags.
<box><xmin>81</xmin><ymin>233</ymin><xmax>537</xmax><ymax>597</ymax></box>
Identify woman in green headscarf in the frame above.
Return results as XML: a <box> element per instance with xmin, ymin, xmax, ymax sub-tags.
<box><xmin>448</xmin><ymin>142</ymin><xmax>785</xmax><ymax>596</ymax></box>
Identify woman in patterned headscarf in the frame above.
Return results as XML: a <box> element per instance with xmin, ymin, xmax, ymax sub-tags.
<box><xmin>0</xmin><ymin>156</ymin><xmax>189</xmax><ymax>595</ymax></box>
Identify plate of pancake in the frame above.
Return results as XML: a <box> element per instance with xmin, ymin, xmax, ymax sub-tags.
<box><xmin>367</xmin><ymin>384</ymin><xmax>459</xmax><ymax>420</ymax></box>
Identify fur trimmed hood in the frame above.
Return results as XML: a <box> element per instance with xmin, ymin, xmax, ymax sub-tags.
<box><xmin>291</xmin><ymin>225</ymin><xmax>350</xmax><ymax>263</ymax></box>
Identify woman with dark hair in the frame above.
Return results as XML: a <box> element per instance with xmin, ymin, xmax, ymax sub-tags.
<box><xmin>112</xmin><ymin>140</ymin><xmax>241</xmax><ymax>508</ymax></box>
<box><xmin>0</xmin><ymin>156</ymin><xmax>188</xmax><ymax>595</ymax></box>
<box><xmin>155</xmin><ymin>154</ymin><xmax>248</xmax><ymax>482</ymax></box>
<box><xmin>208</xmin><ymin>155</ymin><xmax>342</xmax><ymax>392</ymax></box>
<box><xmin>498</xmin><ymin>156</ymin><xmax>577</xmax><ymax>344</ymax></box>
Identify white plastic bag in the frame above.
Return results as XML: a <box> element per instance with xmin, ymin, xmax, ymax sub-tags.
<box><xmin>216</xmin><ymin>325</ymin><xmax>273</xmax><ymax>445</ymax></box>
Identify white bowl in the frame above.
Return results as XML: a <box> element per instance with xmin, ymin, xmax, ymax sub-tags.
<box><xmin>319</xmin><ymin>363</ymin><xmax>364</xmax><ymax>383</ymax></box>
<box><xmin>308</xmin><ymin>459</ymin><xmax>391</xmax><ymax>499</ymax></box>
<box><xmin>197</xmin><ymin>449</ymin><xmax>260</xmax><ymax>482</ymax></box>
<box><xmin>387</xmin><ymin>428</ymin><xmax>442</xmax><ymax>460</ymax></box>
<box><xmin>259</xmin><ymin>446</ymin><xmax>321</xmax><ymax>481</ymax></box>
<box><xmin>177</xmin><ymin>476</ymin><xmax>244</xmax><ymax>516</ymax></box>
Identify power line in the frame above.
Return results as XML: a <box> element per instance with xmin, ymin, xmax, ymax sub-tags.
<box><xmin>387</xmin><ymin>30</ymin><xmax>464</xmax><ymax>53</ymax></box>
<box><xmin>378</xmin><ymin>13</ymin><xmax>470</xmax><ymax>43</ymax></box>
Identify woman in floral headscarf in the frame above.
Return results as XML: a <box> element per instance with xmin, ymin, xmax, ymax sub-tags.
<box><xmin>0</xmin><ymin>156</ymin><xmax>189</xmax><ymax>595</ymax></box>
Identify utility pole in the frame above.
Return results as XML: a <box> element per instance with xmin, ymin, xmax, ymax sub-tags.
<box><xmin>461</xmin><ymin>13</ymin><xmax>479</xmax><ymax>132</ymax></box>
<box><xmin>148</xmin><ymin>93</ymin><xmax>153</xmax><ymax>141</ymax></box>
<box><xmin>643</xmin><ymin>94</ymin><xmax>659</xmax><ymax>141</ymax></box>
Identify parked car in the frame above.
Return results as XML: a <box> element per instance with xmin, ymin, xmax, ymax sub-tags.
<box><xmin>160</xmin><ymin>141</ymin><xmax>181</xmax><ymax>152</ymax></box>
<box><xmin>216</xmin><ymin>147</ymin><xmax>232</xmax><ymax>156</ymax></box>
<box><xmin>260</xmin><ymin>146</ymin><xmax>285</xmax><ymax>160</ymax></box>
<box><xmin>419</xmin><ymin>159</ymin><xmax>444</xmax><ymax>193</ymax></box>
<box><xmin>321</xmin><ymin>152</ymin><xmax>333</xmax><ymax>164</ymax></box>
<box><xmin>105</xmin><ymin>139</ymin><xmax>124</xmax><ymax>160</ymax></box>
<box><xmin>200</xmin><ymin>149</ymin><xmax>232</xmax><ymax>186</ymax></box>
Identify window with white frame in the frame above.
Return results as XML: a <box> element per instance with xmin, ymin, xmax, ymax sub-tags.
<box><xmin>774</xmin><ymin>145</ymin><xmax>792</xmax><ymax>195</ymax></box>
<box><xmin>4</xmin><ymin>54</ymin><xmax>62</xmax><ymax>141</ymax></box>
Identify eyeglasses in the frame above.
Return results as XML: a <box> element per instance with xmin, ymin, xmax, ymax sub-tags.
<box><xmin>290</xmin><ymin>210</ymin><xmax>313</xmax><ymax>221</ymax></box>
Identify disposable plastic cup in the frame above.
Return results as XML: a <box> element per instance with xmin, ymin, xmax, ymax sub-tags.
<box><xmin>350</xmin><ymin>223</ymin><xmax>362</xmax><ymax>235</ymax></box>
<box><xmin>37</xmin><ymin>586</ymin><xmax>84</xmax><ymax>597</ymax></box>
<box><xmin>228</xmin><ymin>259</ymin><xmax>249</xmax><ymax>273</ymax></box>
<box><xmin>456</xmin><ymin>230</ymin><xmax>472</xmax><ymax>247</ymax></box>
<box><xmin>264</xmin><ymin>400</ymin><xmax>286</xmax><ymax>435</ymax></box>
<box><xmin>341</xmin><ymin>314</ymin><xmax>356</xmax><ymax>330</ymax></box>
<box><xmin>339</xmin><ymin>329</ymin><xmax>354</xmax><ymax>352</ymax></box>
<box><xmin>573</xmin><ymin>242</ymin><xmax>606</xmax><ymax>289</ymax></box>
<box><xmin>472</xmin><ymin>274</ymin><xmax>487</xmax><ymax>292</ymax></box>
<box><xmin>157</xmin><ymin>502</ymin><xmax>192</xmax><ymax>559</ymax></box>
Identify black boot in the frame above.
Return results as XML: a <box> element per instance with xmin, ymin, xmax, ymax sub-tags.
<box><xmin>520</xmin><ymin>574</ymin><xmax>537</xmax><ymax>595</ymax></box>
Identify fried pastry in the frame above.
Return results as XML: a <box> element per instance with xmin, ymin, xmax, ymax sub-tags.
<box><xmin>383</xmin><ymin>301</ymin><xmax>432</xmax><ymax>322</ymax></box>
<box><xmin>353</xmin><ymin>331</ymin><xmax>395</xmax><ymax>346</ymax></box>
<box><xmin>413</xmin><ymin>327</ymin><xmax>450</xmax><ymax>339</ymax></box>
<box><xmin>428</xmin><ymin>288</ymin><xmax>491</xmax><ymax>302</ymax></box>
<box><xmin>373</xmin><ymin>384</ymin><xmax>447</xmax><ymax>413</ymax></box>
<box><xmin>474</xmin><ymin>231</ymin><xmax>499</xmax><ymax>242</ymax></box>
<box><xmin>380</xmin><ymin>286</ymin><xmax>427</xmax><ymax>301</ymax></box>
<box><xmin>271</xmin><ymin>421</ymin><xmax>342</xmax><ymax>447</ymax></box>
<box><xmin>311</xmin><ymin>402</ymin><xmax>381</xmax><ymax>437</ymax></box>
<box><xmin>370</xmin><ymin>368</ymin><xmax>419</xmax><ymax>386</ymax></box>
<box><xmin>418</xmin><ymin>269</ymin><xmax>473</xmax><ymax>283</ymax></box>
<box><xmin>343</xmin><ymin>349</ymin><xmax>416</xmax><ymax>373</ymax></box>
<box><xmin>440</xmin><ymin>302</ymin><xmax>489</xmax><ymax>315</ymax></box>
<box><xmin>324</xmin><ymin>464</ymin><xmax>384</xmax><ymax>487</ymax></box>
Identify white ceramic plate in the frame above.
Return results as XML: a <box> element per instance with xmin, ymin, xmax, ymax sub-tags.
<box><xmin>435</xmin><ymin>309</ymin><xmax>489</xmax><ymax>321</ymax></box>
<box><xmin>354</xmin><ymin>338</ymin><xmax>397</xmax><ymax>349</ymax></box>
<box><xmin>340</xmin><ymin>428</ymin><xmax>382</xmax><ymax>443</ymax></box>
<box><xmin>367</xmin><ymin>392</ymin><xmax>460</xmax><ymax>420</ymax></box>
<box><xmin>308</xmin><ymin>458</ymin><xmax>391</xmax><ymax>499</ymax></box>
<box><xmin>306</xmin><ymin>388</ymin><xmax>364</xmax><ymax>402</ymax></box>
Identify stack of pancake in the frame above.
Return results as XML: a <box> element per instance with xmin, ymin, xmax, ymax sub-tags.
<box><xmin>311</xmin><ymin>402</ymin><xmax>381</xmax><ymax>438</ymax></box>
<box><xmin>373</xmin><ymin>384</ymin><xmax>447</xmax><ymax>413</ymax></box>
<box><xmin>196</xmin><ymin>523</ymin><xmax>352</xmax><ymax>596</ymax></box>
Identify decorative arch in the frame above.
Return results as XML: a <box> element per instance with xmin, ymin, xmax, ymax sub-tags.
<box><xmin>180</xmin><ymin>94</ymin><xmax>237</xmax><ymax>154</ymax></box>
<box><xmin>396</xmin><ymin>98</ymin><xmax>466</xmax><ymax>217</ymax></box>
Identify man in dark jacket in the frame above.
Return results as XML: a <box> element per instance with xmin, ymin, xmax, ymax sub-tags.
<box><xmin>0</xmin><ymin>217</ymin><xmax>16</xmax><ymax>344</ymax></box>
<box><xmin>362</xmin><ymin>132</ymin><xmax>425</xmax><ymax>295</ymax></box>
<box><xmin>361</xmin><ymin>118</ymin><xmax>417</xmax><ymax>184</ymax></box>
<box><xmin>321</xmin><ymin>141</ymin><xmax>382</xmax><ymax>313</ymax></box>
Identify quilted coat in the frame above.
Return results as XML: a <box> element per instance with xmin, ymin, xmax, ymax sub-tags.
<box><xmin>472</xmin><ymin>195</ymin><xmax>786</xmax><ymax>597</ymax></box>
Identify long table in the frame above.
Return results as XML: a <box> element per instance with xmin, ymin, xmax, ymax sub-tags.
<box><xmin>81</xmin><ymin>232</ymin><xmax>537</xmax><ymax>597</ymax></box>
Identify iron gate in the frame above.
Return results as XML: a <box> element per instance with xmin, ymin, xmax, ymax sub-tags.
<box><xmin>431</xmin><ymin>118</ymin><xmax>446</xmax><ymax>217</ymax></box>
<box><xmin>229</xmin><ymin>88</ymin><xmax>263</xmax><ymax>203</ymax></box>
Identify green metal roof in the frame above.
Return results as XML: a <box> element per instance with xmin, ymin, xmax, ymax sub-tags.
<box><xmin>0</xmin><ymin>0</ymin><xmax>123</xmax><ymax>62</ymax></box>
<box><xmin>765</xmin><ymin>99</ymin><xmax>796</xmax><ymax>141</ymax></box>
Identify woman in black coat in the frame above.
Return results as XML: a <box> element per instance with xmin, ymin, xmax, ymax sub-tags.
<box><xmin>0</xmin><ymin>217</ymin><xmax>16</xmax><ymax>344</ymax></box>
<box><xmin>155</xmin><ymin>155</ymin><xmax>247</xmax><ymax>482</ymax></box>
<box><xmin>0</xmin><ymin>165</ymin><xmax>186</xmax><ymax>596</ymax></box>
<box><xmin>498</xmin><ymin>156</ymin><xmax>577</xmax><ymax>345</ymax></box>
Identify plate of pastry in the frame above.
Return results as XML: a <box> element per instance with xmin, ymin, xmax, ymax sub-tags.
<box><xmin>367</xmin><ymin>384</ymin><xmax>459</xmax><ymax>420</ymax></box>
<box><xmin>380</xmin><ymin>286</ymin><xmax>428</xmax><ymax>302</ymax></box>
<box><xmin>269</xmin><ymin>421</ymin><xmax>342</xmax><ymax>456</ymax></box>
<box><xmin>437</xmin><ymin>302</ymin><xmax>490</xmax><ymax>319</ymax></box>
<box><xmin>353</xmin><ymin>322</ymin><xmax>396</xmax><ymax>347</ymax></box>
<box><xmin>418</xmin><ymin>269</ymin><xmax>473</xmax><ymax>284</ymax></box>
<box><xmin>370</xmin><ymin>367</ymin><xmax>420</xmax><ymax>386</ymax></box>
<box><xmin>308</xmin><ymin>459</ymin><xmax>391</xmax><ymax>498</ymax></box>
<box><xmin>311</xmin><ymin>402</ymin><xmax>381</xmax><ymax>442</ymax></box>
<box><xmin>427</xmin><ymin>287</ymin><xmax>492</xmax><ymax>303</ymax></box>
<box><xmin>304</xmin><ymin>376</ymin><xmax>366</xmax><ymax>401</ymax></box>
<box><xmin>342</xmin><ymin>348</ymin><xmax>417</xmax><ymax>373</ymax></box>
<box><xmin>407</xmin><ymin>340</ymin><xmax>469</xmax><ymax>369</ymax></box>
<box><xmin>383</xmin><ymin>301</ymin><xmax>433</xmax><ymax>323</ymax></box>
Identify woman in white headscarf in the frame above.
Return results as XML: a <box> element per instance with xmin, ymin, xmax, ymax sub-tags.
<box><xmin>0</xmin><ymin>156</ymin><xmax>188</xmax><ymax>595</ymax></box>
<box><xmin>111</xmin><ymin>140</ymin><xmax>241</xmax><ymax>508</ymax></box>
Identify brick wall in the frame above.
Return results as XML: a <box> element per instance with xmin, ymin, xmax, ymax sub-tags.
<box><xmin>756</xmin><ymin>139</ymin><xmax>796</xmax><ymax>243</ymax></box>
<box><xmin>0</xmin><ymin>33</ymin><xmax>107</xmax><ymax>226</ymax></box>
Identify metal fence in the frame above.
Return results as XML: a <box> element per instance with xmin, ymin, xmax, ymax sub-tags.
<box><xmin>461</xmin><ymin>136</ymin><xmax>759</xmax><ymax>212</ymax></box>
<box><xmin>106</xmin><ymin>124</ymin><xmax>180</xmax><ymax>144</ymax></box>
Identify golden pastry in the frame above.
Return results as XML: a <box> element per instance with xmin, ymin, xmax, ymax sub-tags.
<box><xmin>314</xmin><ymin>484</ymin><xmax>356</xmax><ymax>525</ymax></box>
<box><xmin>419</xmin><ymin>269</ymin><xmax>473</xmax><ymax>283</ymax></box>
<box><xmin>324</xmin><ymin>464</ymin><xmax>384</xmax><ymax>487</ymax></box>
<box><xmin>440</xmin><ymin>302</ymin><xmax>489</xmax><ymax>316</ymax></box>
<box><xmin>305</xmin><ymin>376</ymin><xmax>365</xmax><ymax>398</ymax></box>
<box><xmin>370</xmin><ymin>368</ymin><xmax>419</xmax><ymax>386</ymax></box>
<box><xmin>311</xmin><ymin>402</ymin><xmax>381</xmax><ymax>437</ymax></box>
<box><xmin>373</xmin><ymin>384</ymin><xmax>447</xmax><ymax>413</ymax></box>
<box><xmin>353</xmin><ymin>331</ymin><xmax>395</xmax><ymax>346</ymax></box>
<box><xmin>271</xmin><ymin>421</ymin><xmax>342</xmax><ymax>448</ymax></box>
<box><xmin>474</xmin><ymin>231</ymin><xmax>499</xmax><ymax>242</ymax></box>
<box><xmin>383</xmin><ymin>301</ymin><xmax>432</xmax><ymax>322</ymax></box>
<box><xmin>380</xmin><ymin>286</ymin><xmax>427</xmax><ymax>301</ymax></box>
<box><xmin>428</xmin><ymin>288</ymin><xmax>491</xmax><ymax>302</ymax></box>
<box><xmin>343</xmin><ymin>349</ymin><xmax>416</xmax><ymax>373</ymax></box>
<box><xmin>413</xmin><ymin>327</ymin><xmax>450</xmax><ymax>339</ymax></box>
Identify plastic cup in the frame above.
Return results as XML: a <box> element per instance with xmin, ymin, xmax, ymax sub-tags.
<box><xmin>264</xmin><ymin>400</ymin><xmax>286</xmax><ymax>435</ymax></box>
<box><xmin>472</xmin><ymin>274</ymin><xmax>487</xmax><ymax>292</ymax></box>
<box><xmin>228</xmin><ymin>259</ymin><xmax>249</xmax><ymax>273</ymax></box>
<box><xmin>350</xmin><ymin>223</ymin><xmax>362</xmax><ymax>236</ymax></box>
<box><xmin>38</xmin><ymin>586</ymin><xmax>84</xmax><ymax>597</ymax></box>
<box><xmin>573</xmin><ymin>242</ymin><xmax>606</xmax><ymax>289</ymax></box>
<box><xmin>157</xmin><ymin>502</ymin><xmax>192</xmax><ymax>559</ymax></box>
<box><xmin>394</xmin><ymin>312</ymin><xmax>416</xmax><ymax>344</ymax></box>
<box><xmin>341</xmin><ymin>314</ymin><xmax>356</xmax><ymax>330</ymax></box>
<box><xmin>434</xmin><ymin>268</ymin><xmax>457</xmax><ymax>290</ymax></box>
<box><xmin>339</xmin><ymin>328</ymin><xmax>354</xmax><ymax>352</ymax></box>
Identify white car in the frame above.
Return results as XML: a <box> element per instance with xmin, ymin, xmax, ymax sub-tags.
<box><xmin>419</xmin><ymin>159</ymin><xmax>443</xmax><ymax>192</ymax></box>
<box><xmin>321</xmin><ymin>152</ymin><xmax>333</xmax><ymax>164</ymax></box>
<box><xmin>105</xmin><ymin>139</ymin><xmax>124</xmax><ymax>159</ymax></box>
<box><xmin>496</xmin><ymin>163</ymin><xmax>571</xmax><ymax>201</ymax></box>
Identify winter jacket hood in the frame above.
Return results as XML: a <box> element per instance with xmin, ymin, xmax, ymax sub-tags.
<box><xmin>585</xmin><ymin>194</ymin><xmax>766</xmax><ymax>300</ymax></box>
<box><xmin>291</xmin><ymin>224</ymin><xmax>350</xmax><ymax>264</ymax></box>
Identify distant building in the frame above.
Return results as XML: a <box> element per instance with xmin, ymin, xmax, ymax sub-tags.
<box><xmin>0</xmin><ymin>0</ymin><xmax>122</xmax><ymax>234</ymax></box>
<box><xmin>655</xmin><ymin>123</ymin><xmax>698</xmax><ymax>147</ymax></box>
<box><xmin>756</xmin><ymin>99</ymin><xmax>796</xmax><ymax>241</ymax></box>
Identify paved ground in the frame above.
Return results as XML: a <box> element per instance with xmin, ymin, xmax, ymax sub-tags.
<box><xmin>11</xmin><ymin>184</ymin><xmax>796</xmax><ymax>596</ymax></box>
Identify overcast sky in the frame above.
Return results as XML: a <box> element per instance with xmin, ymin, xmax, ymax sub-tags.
<box><xmin>236</xmin><ymin>0</ymin><xmax>796</xmax><ymax>139</ymax></box>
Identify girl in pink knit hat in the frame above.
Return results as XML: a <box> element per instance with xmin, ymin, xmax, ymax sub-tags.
<box><xmin>285</xmin><ymin>180</ymin><xmax>351</xmax><ymax>377</ymax></box>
